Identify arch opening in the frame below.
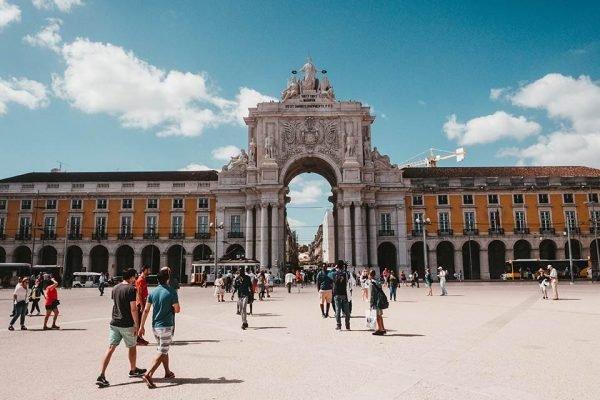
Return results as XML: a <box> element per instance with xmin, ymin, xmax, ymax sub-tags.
<box><xmin>436</xmin><ymin>241</ymin><xmax>455</xmax><ymax>277</ymax></box>
<box><xmin>167</xmin><ymin>245</ymin><xmax>186</xmax><ymax>283</ymax></box>
<box><xmin>38</xmin><ymin>245</ymin><xmax>57</xmax><ymax>265</ymax></box>
<box><xmin>377</xmin><ymin>242</ymin><xmax>397</xmax><ymax>273</ymax></box>
<box><xmin>90</xmin><ymin>245</ymin><xmax>109</xmax><ymax>274</ymax></box>
<box><xmin>488</xmin><ymin>240</ymin><xmax>506</xmax><ymax>279</ymax></box>
<box><xmin>141</xmin><ymin>245</ymin><xmax>161</xmax><ymax>274</ymax></box>
<box><xmin>462</xmin><ymin>240</ymin><xmax>481</xmax><ymax>280</ymax></box>
<box><xmin>116</xmin><ymin>245</ymin><xmax>135</xmax><ymax>275</ymax></box>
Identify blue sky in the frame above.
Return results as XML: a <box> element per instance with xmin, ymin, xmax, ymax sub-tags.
<box><xmin>1</xmin><ymin>0</ymin><xmax>599</xmax><ymax>243</ymax></box>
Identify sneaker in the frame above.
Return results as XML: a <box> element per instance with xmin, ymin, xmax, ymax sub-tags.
<box><xmin>346</xmin><ymin>325</ymin><xmax>351</xmax><ymax>331</ymax></box>
<box><xmin>136</xmin><ymin>337</ymin><xmax>149</xmax><ymax>346</ymax></box>
<box><xmin>43</xmin><ymin>326</ymin><xmax>50</xmax><ymax>330</ymax></box>
<box><xmin>335</xmin><ymin>325</ymin><xmax>341</xmax><ymax>330</ymax></box>
<box><xmin>96</xmin><ymin>375</ymin><xmax>110</xmax><ymax>388</ymax></box>
<box><xmin>20</xmin><ymin>326</ymin><xmax>27</xmax><ymax>330</ymax></box>
<box><xmin>51</xmin><ymin>325</ymin><xmax>60</xmax><ymax>330</ymax></box>
<box><xmin>142</xmin><ymin>374</ymin><xmax>156</xmax><ymax>389</ymax></box>
<box><xmin>372</xmin><ymin>330</ymin><xmax>385</xmax><ymax>336</ymax></box>
<box><xmin>129</xmin><ymin>368</ymin><xmax>147</xmax><ymax>378</ymax></box>
<box><xmin>8</xmin><ymin>325</ymin><xmax>14</xmax><ymax>331</ymax></box>
<box><xmin>241</xmin><ymin>322</ymin><xmax>248</xmax><ymax>330</ymax></box>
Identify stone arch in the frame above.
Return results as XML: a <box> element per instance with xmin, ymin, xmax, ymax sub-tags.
<box><xmin>193</xmin><ymin>244</ymin><xmax>212</xmax><ymax>261</ymax></box>
<box><xmin>13</xmin><ymin>245</ymin><xmax>32</xmax><ymax>264</ymax></box>
<box><xmin>38</xmin><ymin>245</ymin><xmax>57</xmax><ymax>265</ymax></box>
<box><xmin>0</xmin><ymin>246</ymin><xmax>5</xmax><ymax>263</ymax></box>
<box><xmin>141</xmin><ymin>245</ymin><xmax>161</xmax><ymax>274</ymax></box>
<box><xmin>462</xmin><ymin>240</ymin><xmax>480</xmax><ymax>280</ymax></box>
<box><xmin>65</xmin><ymin>245</ymin><xmax>83</xmax><ymax>278</ymax></box>
<box><xmin>167</xmin><ymin>244</ymin><xmax>186</xmax><ymax>281</ymax></box>
<box><xmin>115</xmin><ymin>245</ymin><xmax>134</xmax><ymax>275</ymax></box>
<box><xmin>436</xmin><ymin>241</ymin><xmax>455</xmax><ymax>277</ymax></box>
<box><xmin>377</xmin><ymin>242</ymin><xmax>397</xmax><ymax>272</ymax></box>
<box><xmin>513</xmin><ymin>239</ymin><xmax>532</xmax><ymax>260</ymax></box>
<box><xmin>565</xmin><ymin>239</ymin><xmax>582</xmax><ymax>260</ymax></box>
<box><xmin>281</xmin><ymin>154</ymin><xmax>342</xmax><ymax>187</ymax></box>
<box><xmin>591</xmin><ymin>239</ymin><xmax>600</xmax><ymax>270</ymax></box>
<box><xmin>488</xmin><ymin>240</ymin><xmax>507</xmax><ymax>279</ymax></box>
<box><xmin>90</xmin><ymin>245</ymin><xmax>109</xmax><ymax>273</ymax></box>
<box><xmin>224</xmin><ymin>244</ymin><xmax>245</xmax><ymax>260</ymax></box>
<box><xmin>410</xmin><ymin>241</ymin><xmax>428</xmax><ymax>276</ymax></box>
<box><xmin>539</xmin><ymin>239</ymin><xmax>557</xmax><ymax>260</ymax></box>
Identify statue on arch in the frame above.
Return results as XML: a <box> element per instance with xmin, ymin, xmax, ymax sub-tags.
<box><xmin>226</xmin><ymin>149</ymin><xmax>248</xmax><ymax>171</ymax></box>
<box><xmin>281</xmin><ymin>76</ymin><xmax>300</xmax><ymax>101</ymax></box>
<box><xmin>299</xmin><ymin>57</ymin><xmax>317</xmax><ymax>91</ymax></box>
<box><xmin>264</xmin><ymin>132</ymin><xmax>276</xmax><ymax>160</ymax></box>
<box><xmin>345</xmin><ymin>130</ymin><xmax>356</xmax><ymax>159</ymax></box>
<box><xmin>248</xmin><ymin>137</ymin><xmax>257</xmax><ymax>164</ymax></box>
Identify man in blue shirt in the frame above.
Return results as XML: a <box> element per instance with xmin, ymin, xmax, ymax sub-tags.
<box><xmin>138</xmin><ymin>267</ymin><xmax>180</xmax><ymax>389</ymax></box>
<box><xmin>316</xmin><ymin>263</ymin><xmax>333</xmax><ymax>318</ymax></box>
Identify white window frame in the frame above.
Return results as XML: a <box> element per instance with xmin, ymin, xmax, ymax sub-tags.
<box><xmin>540</xmin><ymin>211</ymin><xmax>552</xmax><ymax>230</ymax></box>
<box><xmin>489</xmin><ymin>210</ymin><xmax>501</xmax><ymax>230</ymax></box>
<box><xmin>171</xmin><ymin>215</ymin><xmax>184</xmax><ymax>234</ymax></box>
<box><xmin>515</xmin><ymin>210</ymin><xmax>526</xmax><ymax>230</ymax></box>
<box><xmin>197</xmin><ymin>214</ymin><xmax>209</xmax><ymax>233</ymax></box>
<box><xmin>565</xmin><ymin>210</ymin><xmax>577</xmax><ymax>230</ymax></box>
<box><xmin>438</xmin><ymin>212</ymin><xmax>450</xmax><ymax>231</ymax></box>
<box><xmin>230</xmin><ymin>214</ymin><xmax>241</xmax><ymax>233</ymax></box>
<box><xmin>120</xmin><ymin>215</ymin><xmax>132</xmax><ymax>235</ymax></box>
<box><xmin>464</xmin><ymin>211</ymin><xmax>476</xmax><ymax>230</ymax></box>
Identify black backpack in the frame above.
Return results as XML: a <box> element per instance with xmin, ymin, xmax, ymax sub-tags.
<box><xmin>374</xmin><ymin>282</ymin><xmax>389</xmax><ymax>309</ymax></box>
<box><xmin>334</xmin><ymin>272</ymin><xmax>347</xmax><ymax>293</ymax></box>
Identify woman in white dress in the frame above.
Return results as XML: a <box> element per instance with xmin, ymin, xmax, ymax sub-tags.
<box><xmin>214</xmin><ymin>273</ymin><xmax>225</xmax><ymax>302</ymax></box>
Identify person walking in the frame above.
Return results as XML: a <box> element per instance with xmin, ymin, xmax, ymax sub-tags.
<box><xmin>413</xmin><ymin>270</ymin><xmax>420</xmax><ymax>288</ymax></box>
<box><xmin>96</xmin><ymin>268</ymin><xmax>146</xmax><ymax>388</ymax></box>
<box><xmin>399</xmin><ymin>270</ymin><xmax>407</xmax><ymax>287</ymax></box>
<box><xmin>135</xmin><ymin>266</ymin><xmax>150</xmax><ymax>346</ymax></box>
<box><xmin>98</xmin><ymin>272</ymin><xmax>107</xmax><ymax>296</ymax></box>
<box><xmin>233</xmin><ymin>267</ymin><xmax>252</xmax><ymax>330</ymax></box>
<box><xmin>214</xmin><ymin>273</ymin><xmax>225</xmax><ymax>302</ymax></box>
<box><xmin>332</xmin><ymin>262</ymin><xmax>351</xmax><ymax>330</ymax></box>
<box><xmin>369</xmin><ymin>270</ymin><xmax>387</xmax><ymax>335</ymax></box>
<box><xmin>295</xmin><ymin>269</ymin><xmax>303</xmax><ymax>293</ymax></box>
<box><xmin>29</xmin><ymin>278</ymin><xmax>42</xmax><ymax>315</ymax></box>
<box><xmin>316</xmin><ymin>264</ymin><xmax>333</xmax><ymax>318</ymax></box>
<box><xmin>388</xmin><ymin>270</ymin><xmax>398</xmax><ymax>301</ymax></box>
<box><xmin>548</xmin><ymin>264</ymin><xmax>559</xmax><ymax>300</ymax></box>
<box><xmin>285</xmin><ymin>270</ymin><xmax>295</xmax><ymax>293</ymax></box>
<box><xmin>424</xmin><ymin>267</ymin><xmax>433</xmax><ymax>296</ymax></box>
<box><xmin>139</xmin><ymin>267</ymin><xmax>180</xmax><ymax>388</ymax></box>
<box><xmin>8</xmin><ymin>277</ymin><xmax>29</xmax><ymax>331</ymax></box>
<box><xmin>42</xmin><ymin>277</ymin><xmax>60</xmax><ymax>330</ymax></box>
<box><xmin>537</xmin><ymin>268</ymin><xmax>549</xmax><ymax>299</ymax></box>
<box><xmin>438</xmin><ymin>267</ymin><xmax>448</xmax><ymax>296</ymax></box>
<box><xmin>258</xmin><ymin>271</ymin><xmax>267</xmax><ymax>301</ymax></box>
<box><xmin>265</xmin><ymin>270</ymin><xmax>272</xmax><ymax>298</ymax></box>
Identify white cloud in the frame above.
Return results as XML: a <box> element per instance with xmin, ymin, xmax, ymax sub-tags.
<box><xmin>489</xmin><ymin>88</ymin><xmax>508</xmax><ymax>100</ymax></box>
<box><xmin>287</xmin><ymin>217</ymin><xmax>306</xmax><ymax>230</ymax></box>
<box><xmin>227</xmin><ymin>87</ymin><xmax>276</xmax><ymax>126</ymax></box>
<box><xmin>178</xmin><ymin>163</ymin><xmax>213</xmax><ymax>171</ymax></box>
<box><xmin>289</xmin><ymin>179</ymin><xmax>326</xmax><ymax>205</ymax></box>
<box><xmin>211</xmin><ymin>145</ymin><xmax>240</xmax><ymax>161</ymax></box>
<box><xmin>52</xmin><ymin>38</ymin><xmax>274</xmax><ymax>137</ymax></box>
<box><xmin>32</xmin><ymin>0</ymin><xmax>83</xmax><ymax>13</ymax></box>
<box><xmin>23</xmin><ymin>18</ymin><xmax>62</xmax><ymax>53</ymax></box>
<box><xmin>0</xmin><ymin>77</ymin><xmax>49</xmax><ymax>115</ymax></box>
<box><xmin>0</xmin><ymin>0</ymin><xmax>21</xmax><ymax>29</ymax></box>
<box><xmin>443</xmin><ymin>111</ymin><xmax>541</xmax><ymax>145</ymax></box>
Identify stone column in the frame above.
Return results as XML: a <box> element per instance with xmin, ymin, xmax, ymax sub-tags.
<box><xmin>271</xmin><ymin>204</ymin><xmax>279</xmax><ymax>269</ymax></box>
<box><xmin>260</xmin><ymin>203</ymin><xmax>269</xmax><ymax>268</ymax></box>
<box><xmin>368</xmin><ymin>204</ymin><xmax>378</xmax><ymax>267</ymax></box>
<box><xmin>185</xmin><ymin>253</ymin><xmax>193</xmax><ymax>280</ymax></box>
<box><xmin>396</xmin><ymin>205</ymin><xmax>408</xmax><ymax>269</ymax></box>
<box><xmin>160</xmin><ymin>252</ymin><xmax>168</xmax><ymax>269</ymax></box>
<box><xmin>109</xmin><ymin>251</ymin><xmax>117</xmax><ymax>276</ymax></box>
<box><xmin>245</xmin><ymin>205</ymin><xmax>254</xmax><ymax>259</ymax></box>
<box><xmin>480</xmin><ymin>248</ymin><xmax>490</xmax><ymax>279</ymax></box>
<box><xmin>454</xmin><ymin>248</ymin><xmax>463</xmax><ymax>277</ymax></box>
<box><xmin>134</xmin><ymin>251</ymin><xmax>141</xmax><ymax>269</ymax></box>
<box><xmin>216</xmin><ymin>207</ymin><xmax>225</xmax><ymax>258</ymax></box>
<box><xmin>354</xmin><ymin>204</ymin><xmax>364</xmax><ymax>267</ymax></box>
<box><xmin>343</xmin><ymin>203</ymin><xmax>352</xmax><ymax>263</ymax></box>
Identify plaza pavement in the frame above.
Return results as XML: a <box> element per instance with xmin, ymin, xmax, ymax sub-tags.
<box><xmin>0</xmin><ymin>281</ymin><xmax>599</xmax><ymax>400</ymax></box>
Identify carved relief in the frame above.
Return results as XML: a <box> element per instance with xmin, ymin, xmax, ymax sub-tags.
<box><xmin>278</xmin><ymin>117</ymin><xmax>341</xmax><ymax>165</ymax></box>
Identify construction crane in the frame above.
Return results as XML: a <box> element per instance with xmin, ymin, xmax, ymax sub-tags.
<box><xmin>400</xmin><ymin>148</ymin><xmax>466</xmax><ymax>168</ymax></box>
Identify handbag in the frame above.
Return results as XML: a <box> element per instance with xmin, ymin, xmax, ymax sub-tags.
<box><xmin>375</xmin><ymin>283</ymin><xmax>389</xmax><ymax>310</ymax></box>
<box><xmin>365</xmin><ymin>309</ymin><xmax>376</xmax><ymax>330</ymax></box>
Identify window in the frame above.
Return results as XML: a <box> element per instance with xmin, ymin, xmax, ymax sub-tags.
<box><xmin>565</xmin><ymin>210</ymin><xmax>577</xmax><ymax>230</ymax></box>
<box><xmin>515</xmin><ymin>211</ymin><xmax>526</xmax><ymax>230</ymax></box>
<box><xmin>122</xmin><ymin>182</ymin><xmax>134</xmax><ymax>189</ymax></box>
<box><xmin>538</xmin><ymin>193</ymin><xmax>549</xmax><ymax>204</ymax></box>
<box><xmin>146</xmin><ymin>215</ymin><xmax>157</xmax><ymax>234</ymax></box>
<box><xmin>413</xmin><ymin>212</ymin><xmax>423</xmax><ymax>233</ymax></box>
<box><xmin>437</xmin><ymin>195</ymin><xmax>448</xmax><ymax>205</ymax></box>
<box><xmin>0</xmin><ymin>216</ymin><xmax>4</xmax><ymax>234</ymax></box>
<box><xmin>380</xmin><ymin>213</ymin><xmax>392</xmax><ymax>231</ymax></box>
<box><xmin>122</xmin><ymin>198</ymin><xmax>133</xmax><ymax>209</ymax></box>
<box><xmin>72</xmin><ymin>183</ymin><xmax>84</xmax><ymax>189</ymax></box>
<box><xmin>21</xmin><ymin>199</ymin><xmax>32</xmax><ymax>210</ymax></box>
<box><xmin>21</xmin><ymin>183</ymin><xmax>34</xmax><ymax>190</ymax></box>
<box><xmin>46</xmin><ymin>183</ymin><xmax>59</xmax><ymax>189</ymax></box>
<box><xmin>439</xmin><ymin>212</ymin><xmax>450</xmax><ymax>231</ymax></box>
<box><xmin>591</xmin><ymin>210</ymin><xmax>600</xmax><ymax>228</ymax></box>
<box><xmin>44</xmin><ymin>216</ymin><xmax>56</xmax><ymax>234</ymax></box>
<box><xmin>588</xmin><ymin>193</ymin><xmax>599</xmax><ymax>203</ymax></box>
<box><xmin>412</xmin><ymin>195</ymin><xmax>423</xmax><ymax>206</ymax></box>
<box><xmin>463</xmin><ymin>194</ymin><xmax>473</xmax><ymax>205</ymax></box>
<box><xmin>513</xmin><ymin>194</ymin><xmax>524</xmax><ymax>204</ymax></box>
<box><xmin>19</xmin><ymin>216</ymin><xmax>31</xmax><ymax>234</ymax></box>
<box><xmin>171</xmin><ymin>215</ymin><xmax>183</xmax><ymax>234</ymax></box>
<box><xmin>0</xmin><ymin>199</ymin><xmax>6</xmax><ymax>210</ymax></box>
<box><xmin>46</xmin><ymin>199</ymin><xmax>57</xmax><ymax>210</ymax></box>
<box><xmin>197</xmin><ymin>215</ymin><xmax>209</xmax><ymax>233</ymax></box>
<box><xmin>173</xmin><ymin>182</ymin><xmax>185</xmax><ymax>188</ymax></box>
<box><xmin>147</xmin><ymin>198</ymin><xmax>158</xmax><ymax>209</ymax></box>
<box><xmin>230</xmin><ymin>215</ymin><xmax>241</xmax><ymax>233</ymax></box>
<box><xmin>97</xmin><ymin>183</ymin><xmax>109</xmax><ymax>189</ymax></box>
<box><xmin>563</xmin><ymin>193</ymin><xmax>574</xmax><ymax>204</ymax></box>
<box><xmin>464</xmin><ymin>211</ymin><xmax>475</xmax><ymax>230</ymax></box>
<box><xmin>71</xmin><ymin>199</ymin><xmax>82</xmax><ymax>210</ymax></box>
<box><xmin>95</xmin><ymin>216</ymin><xmax>107</xmax><ymax>235</ymax></box>
<box><xmin>172</xmin><ymin>198</ymin><xmax>184</xmax><ymax>209</ymax></box>
<box><xmin>121</xmin><ymin>216</ymin><xmax>132</xmax><ymax>234</ymax></box>
<box><xmin>147</xmin><ymin>182</ymin><xmax>160</xmax><ymax>188</ymax></box>
<box><xmin>488</xmin><ymin>194</ymin><xmax>499</xmax><ymax>204</ymax></box>
<box><xmin>198</xmin><ymin>197</ymin><xmax>209</xmax><ymax>209</ymax></box>
<box><xmin>489</xmin><ymin>210</ymin><xmax>501</xmax><ymax>230</ymax></box>
<box><xmin>96</xmin><ymin>199</ymin><xmax>107</xmax><ymax>210</ymax></box>
<box><xmin>69</xmin><ymin>216</ymin><xmax>81</xmax><ymax>234</ymax></box>
<box><xmin>540</xmin><ymin>211</ymin><xmax>551</xmax><ymax>230</ymax></box>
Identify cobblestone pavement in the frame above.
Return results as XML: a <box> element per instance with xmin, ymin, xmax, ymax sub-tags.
<box><xmin>1</xmin><ymin>282</ymin><xmax>598</xmax><ymax>400</ymax></box>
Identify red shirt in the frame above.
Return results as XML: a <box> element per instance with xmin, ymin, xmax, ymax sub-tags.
<box><xmin>45</xmin><ymin>286</ymin><xmax>57</xmax><ymax>306</ymax></box>
<box><xmin>135</xmin><ymin>276</ymin><xmax>148</xmax><ymax>305</ymax></box>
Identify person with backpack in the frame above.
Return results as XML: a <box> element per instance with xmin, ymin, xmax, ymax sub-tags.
<box><xmin>332</xmin><ymin>261</ymin><xmax>350</xmax><ymax>330</ymax></box>
<box><xmin>316</xmin><ymin>264</ymin><xmax>333</xmax><ymax>318</ymax></box>
<box><xmin>424</xmin><ymin>267</ymin><xmax>433</xmax><ymax>296</ymax></box>
<box><xmin>369</xmin><ymin>270</ymin><xmax>387</xmax><ymax>336</ymax></box>
<box><xmin>29</xmin><ymin>278</ymin><xmax>43</xmax><ymax>315</ymax></box>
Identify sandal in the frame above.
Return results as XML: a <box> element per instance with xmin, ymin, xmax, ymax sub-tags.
<box><xmin>164</xmin><ymin>371</ymin><xmax>175</xmax><ymax>379</ymax></box>
<box><xmin>143</xmin><ymin>375</ymin><xmax>156</xmax><ymax>389</ymax></box>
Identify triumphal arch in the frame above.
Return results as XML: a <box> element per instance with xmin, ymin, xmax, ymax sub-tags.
<box><xmin>217</xmin><ymin>58</ymin><xmax>408</xmax><ymax>273</ymax></box>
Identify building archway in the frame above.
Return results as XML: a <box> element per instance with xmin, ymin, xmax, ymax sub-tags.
<box><xmin>193</xmin><ymin>244</ymin><xmax>212</xmax><ymax>261</ymax></box>
<box><xmin>167</xmin><ymin>245</ymin><xmax>186</xmax><ymax>282</ymax></box>
<box><xmin>224</xmin><ymin>244</ymin><xmax>245</xmax><ymax>260</ymax></box>
<box><xmin>410</xmin><ymin>241</ymin><xmax>428</xmax><ymax>276</ymax></box>
<box><xmin>539</xmin><ymin>239</ymin><xmax>557</xmax><ymax>260</ymax></box>
<box><xmin>115</xmin><ymin>245</ymin><xmax>134</xmax><ymax>275</ymax></box>
<box><xmin>436</xmin><ymin>241</ymin><xmax>455</xmax><ymax>277</ymax></box>
<box><xmin>565</xmin><ymin>239</ymin><xmax>582</xmax><ymax>260</ymax></box>
<box><xmin>65</xmin><ymin>245</ymin><xmax>83</xmax><ymax>279</ymax></box>
<box><xmin>591</xmin><ymin>239</ymin><xmax>600</xmax><ymax>271</ymax></box>
<box><xmin>0</xmin><ymin>246</ymin><xmax>5</xmax><ymax>263</ymax></box>
<box><xmin>462</xmin><ymin>240</ymin><xmax>480</xmax><ymax>279</ymax></box>
<box><xmin>488</xmin><ymin>240</ymin><xmax>506</xmax><ymax>279</ymax></box>
<box><xmin>90</xmin><ymin>245</ymin><xmax>109</xmax><ymax>273</ymax></box>
<box><xmin>513</xmin><ymin>239</ymin><xmax>532</xmax><ymax>260</ymax></box>
<box><xmin>377</xmin><ymin>242</ymin><xmax>397</xmax><ymax>273</ymax></box>
<box><xmin>38</xmin><ymin>245</ymin><xmax>57</xmax><ymax>265</ymax></box>
<box><xmin>13</xmin><ymin>246</ymin><xmax>31</xmax><ymax>264</ymax></box>
<box><xmin>141</xmin><ymin>245</ymin><xmax>161</xmax><ymax>274</ymax></box>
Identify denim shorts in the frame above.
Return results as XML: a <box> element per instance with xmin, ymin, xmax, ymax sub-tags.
<box><xmin>109</xmin><ymin>325</ymin><xmax>137</xmax><ymax>348</ymax></box>
<box><xmin>153</xmin><ymin>326</ymin><xmax>174</xmax><ymax>354</ymax></box>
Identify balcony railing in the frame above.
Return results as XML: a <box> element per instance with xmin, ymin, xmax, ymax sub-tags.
<box><xmin>68</xmin><ymin>232</ymin><xmax>82</xmax><ymax>240</ymax></box>
<box><xmin>143</xmin><ymin>232</ymin><xmax>159</xmax><ymax>240</ymax></box>
<box><xmin>590</xmin><ymin>226</ymin><xmax>600</xmax><ymax>234</ymax></box>
<box><xmin>463</xmin><ymin>228</ymin><xmax>479</xmax><ymax>236</ymax></box>
<box><xmin>15</xmin><ymin>232</ymin><xmax>32</xmax><ymax>241</ymax></box>
<box><xmin>411</xmin><ymin>229</ymin><xmax>425</xmax><ymax>237</ymax></box>
<box><xmin>539</xmin><ymin>227</ymin><xmax>556</xmax><ymax>235</ymax></box>
<box><xmin>169</xmin><ymin>232</ymin><xmax>185</xmax><ymax>239</ymax></box>
<box><xmin>92</xmin><ymin>232</ymin><xmax>108</xmax><ymax>240</ymax></box>
<box><xmin>41</xmin><ymin>231</ymin><xmax>56</xmax><ymax>240</ymax></box>
<box><xmin>488</xmin><ymin>227</ymin><xmax>505</xmax><ymax>235</ymax></box>
<box><xmin>437</xmin><ymin>229</ymin><xmax>454</xmax><ymax>236</ymax></box>
<box><xmin>118</xmin><ymin>233</ymin><xmax>133</xmax><ymax>240</ymax></box>
<box><xmin>378</xmin><ymin>229</ymin><xmax>395</xmax><ymax>236</ymax></box>
<box><xmin>513</xmin><ymin>227</ymin><xmax>530</xmax><ymax>235</ymax></box>
<box><xmin>195</xmin><ymin>232</ymin><xmax>211</xmax><ymax>239</ymax></box>
<box><xmin>568</xmin><ymin>226</ymin><xmax>581</xmax><ymax>234</ymax></box>
<box><xmin>227</xmin><ymin>231</ymin><xmax>244</xmax><ymax>239</ymax></box>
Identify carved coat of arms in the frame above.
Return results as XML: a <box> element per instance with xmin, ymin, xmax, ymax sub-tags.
<box><xmin>279</xmin><ymin>117</ymin><xmax>340</xmax><ymax>164</ymax></box>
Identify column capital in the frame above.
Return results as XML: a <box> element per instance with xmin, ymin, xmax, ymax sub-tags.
<box><xmin>270</xmin><ymin>202</ymin><xmax>279</xmax><ymax>209</ymax></box>
<box><xmin>245</xmin><ymin>204</ymin><xmax>254</xmax><ymax>211</ymax></box>
<box><xmin>366</xmin><ymin>202</ymin><xmax>376</xmax><ymax>209</ymax></box>
<box><xmin>260</xmin><ymin>202</ymin><xmax>270</xmax><ymax>208</ymax></box>
<box><xmin>216</xmin><ymin>206</ymin><xmax>226</xmax><ymax>212</ymax></box>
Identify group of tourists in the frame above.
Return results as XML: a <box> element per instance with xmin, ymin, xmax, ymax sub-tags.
<box><xmin>8</xmin><ymin>274</ymin><xmax>60</xmax><ymax>331</ymax></box>
<box><xmin>537</xmin><ymin>264</ymin><xmax>560</xmax><ymax>300</ymax></box>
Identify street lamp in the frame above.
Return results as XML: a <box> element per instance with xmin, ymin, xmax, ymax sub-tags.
<box><xmin>211</xmin><ymin>221</ymin><xmax>224</xmax><ymax>272</ymax></box>
<box><xmin>563</xmin><ymin>226</ymin><xmax>575</xmax><ymax>285</ymax></box>
<box><xmin>415</xmin><ymin>216</ymin><xmax>431</xmax><ymax>270</ymax></box>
